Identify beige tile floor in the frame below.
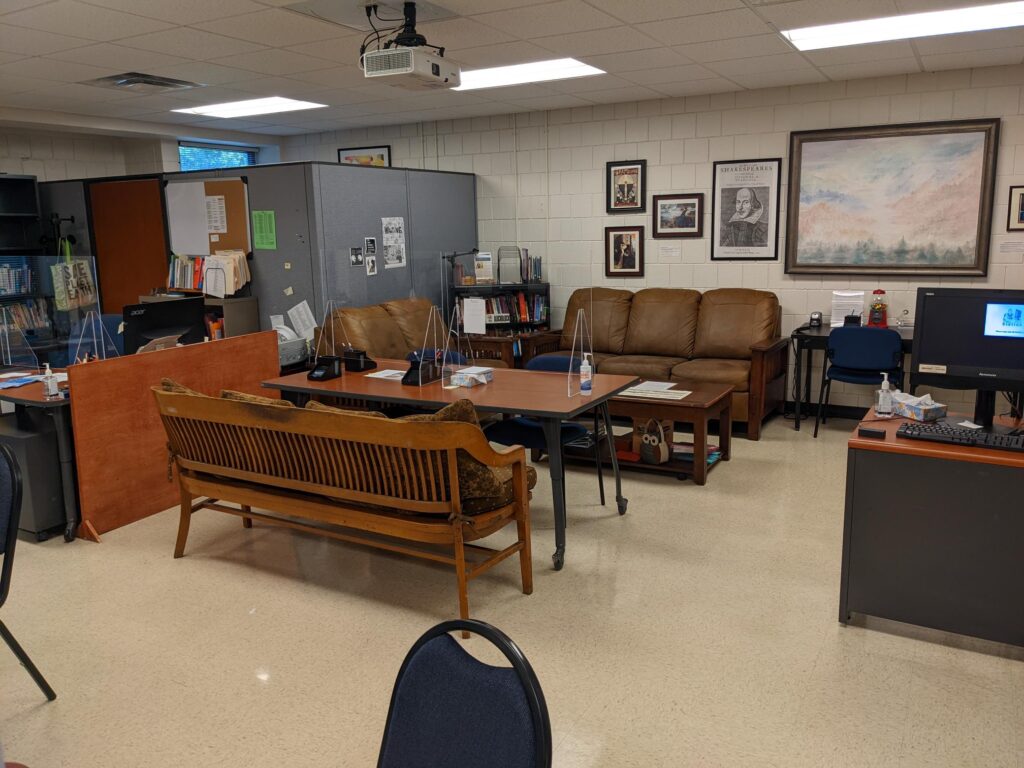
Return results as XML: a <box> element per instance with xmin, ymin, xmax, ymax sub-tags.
<box><xmin>1</xmin><ymin>417</ymin><xmax>1022</xmax><ymax>767</ymax></box>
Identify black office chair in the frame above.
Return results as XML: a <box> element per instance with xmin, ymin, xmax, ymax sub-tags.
<box><xmin>0</xmin><ymin>443</ymin><xmax>57</xmax><ymax>702</ymax></box>
<box><xmin>378</xmin><ymin>619</ymin><xmax>551</xmax><ymax>768</ymax></box>
<box><xmin>814</xmin><ymin>326</ymin><xmax>904</xmax><ymax>437</ymax></box>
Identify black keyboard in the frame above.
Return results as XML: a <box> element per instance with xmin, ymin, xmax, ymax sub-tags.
<box><xmin>896</xmin><ymin>422</ymin><xmax>1024</xmax><ymax>451</ymax></box>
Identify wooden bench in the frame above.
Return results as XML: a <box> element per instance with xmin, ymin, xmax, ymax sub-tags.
<box><xmin>152</xmin><ymin>389</ymin><xmax>533</xmax><ymax>622</ymax></box>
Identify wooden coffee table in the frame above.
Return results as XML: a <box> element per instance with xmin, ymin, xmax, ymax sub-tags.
<box><xmin>606</xmin><ymin>384</ymin><xmax>733</xmax><ymax>485</ymax></box>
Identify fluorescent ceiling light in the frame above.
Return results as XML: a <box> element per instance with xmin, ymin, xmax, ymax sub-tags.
<box><xmin>782</xmin><ymin>1</ymin><xmax>1024</xmax><ymax>51</ymax></box>
<box><xmin>453</xmin><ymin>58</ymin><xmax>604</xmax><ymax>91</ymax></box>
<box><xmin>173</xmin><ymin>96</ymin><xmax>327</xmax><ymax>118</ymax></box>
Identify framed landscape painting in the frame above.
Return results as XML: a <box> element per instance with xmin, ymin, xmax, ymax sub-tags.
<box><xmin>786</xmin><ymin>119</ymin><xmax>999</xmax><ymax>276</ymax></box>
<box><xmin>338</xmin><ymin>145</ymin><xmax>391</xmax><ymax>167</ymax></box>
<box><xmin>653</xmin><ymin>193</ymin><xmax>703</xmax><ymax>238</ymax></box>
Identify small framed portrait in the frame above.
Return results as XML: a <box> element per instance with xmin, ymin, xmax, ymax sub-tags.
<box><xmin>712</xmin><ymin>158</ymin><xmax>781</xmax><ymax>261</ymax></box>
<box><xmin>338</xmin><ymin>145</ymin><xmax>391</xmax><ymax>167</ymax></box>
<box><xmin>605</xmin><ymin>226</ymin><xmax>645</xmax><ymax>277</ymax></box>
<box><xmin>349</xmin><ymin>246</ymin><xmax>363</xmax><ymax>266</ymax></box>
<box><xmin>1008</xmin><ymin>186</ymin><xmax>1024</xmax><ymax>232</ymax></box>
<box><xmin>653</xmin><ymin>193</ymin><xmax>703</xmax><ymax>238</ymax></box>
<box><xmin>364</xmin><ymin>236</ymin><xmax>377</xmax><ymax>254</ymax></box>
<box><xmin>365</xmin><ymin>255</ymin><xmax>378</xmax><ymax>276</ymax></box>
<box><xmin>606</xmin><ymin>160</ymin><xmax>646</xmax><ymax>214</ymax></box>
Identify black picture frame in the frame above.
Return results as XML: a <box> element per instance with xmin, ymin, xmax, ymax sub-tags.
<box><xmin>711</xmin><ymin>158</ymin><xmax>781</xmax><ymax>262</ymax></box>
<box><xmin>606</xmin><ymin>160</ymin><xmax>646</xmax><ymax>214</ymax></box>
<box><xmin>652</xmin><ymin>193</ymin><xmax>704</xmax><ymax>238</ymax></box>
<box><xmin>604</xmin><ymin>226</ymin><xmax>645</xmax><ymax>277</ymax></box>
<box><xmin>337</xmin><ymin>145</ymin><xmax>392</xmax><ymax>167</ymax></box>
<box><xmin>1007</xmin><ymin>185</ymin><xmax>1024</xmax><ymax>232</ymax></box>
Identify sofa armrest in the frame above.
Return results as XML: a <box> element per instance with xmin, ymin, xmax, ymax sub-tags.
<box><xmin>520</xmin><ymin>330</ymin><xmax>562</xmax><ymax>365</ymax></box>
<box><xmin>750</xmin><ymin>336</ymin><xmax>788</xmax><ymax>355</ymax></box>
<box><xmin>746</xmin><ymin>336</ymin><xmax>789</xmax><ymax>440</ymax></box>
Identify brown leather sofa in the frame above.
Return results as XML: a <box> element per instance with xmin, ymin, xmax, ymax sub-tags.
<box><xmin>523</xmin><ymin>288</ymin><xmax>787</xmax><ymax>439</ymax></box>
<box><xmin>316</xmin><ymin>298</ymin><xmax>510</xmax><ymax>366</ymax></box>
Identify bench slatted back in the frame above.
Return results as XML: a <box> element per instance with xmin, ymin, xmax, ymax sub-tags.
<box><xmin>153</xmin><ymin>390</ymin><xmax>473</xmax><ymax>516</ymax></box>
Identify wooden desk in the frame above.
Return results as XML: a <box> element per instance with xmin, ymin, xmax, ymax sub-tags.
<box><xmin>0</xmin><ymin>380</ymin><xmax>78</xmax><ymax>541</ymax></box>
<box><xmin>263</xmin><ymin>362</ymin><xmax>639</xmax><ymax>570</ymax></box>
<box><xmin>840</xmin><ymin>415</ymin><xmax>1024</xmax><ymax>648</ymax></box>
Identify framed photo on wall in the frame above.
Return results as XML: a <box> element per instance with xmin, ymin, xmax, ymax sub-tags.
<box><xmin>711</xmin><ymin>158</ymin><xmax>781</xmax><ymax>261</ymax></box>
<box><xmin>1008</xmin><ymin>185</ymin><xmax>1024</xmax><ymax>231</ymax></box>
<box><xmin>606</xmin><ymin>160</ymin><xmax>646</xmax><ymax>214</ymax></box>
<box><xmin>653</xmin><ymin>193</ymin><xmax>703</xmax><ymax>238</ymax></box>
<box><xmin>605</xmin><ymin>226</ymin><xmax>645</xmax><ymax>277</ymax></box>
<box><xmin>338</xmin><ymin>145</ymin><xmax>391</xmax><ymax>167</ymax></box>
<box><xmin>786</xmin><ymin>119</ymin><xmax>999</xmax><ymax>276</ymax></box>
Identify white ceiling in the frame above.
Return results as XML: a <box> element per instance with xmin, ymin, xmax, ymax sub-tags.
<box><xmin>0</xmin><ymin>0</ymin><xmax>1021</xmax><ymax>136</ymax></box>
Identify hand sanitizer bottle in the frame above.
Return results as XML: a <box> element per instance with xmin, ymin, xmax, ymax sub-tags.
<box><xmin>876</xmin><ymin>372</ymin><xmax>893</xmax><ymax>417</ymax></box>
<box><xmin>42</xmin><ymin>363</ymin><xmax>59</xmax><ymax>400</ymax></box>
<box><xmin>579</xmin><ymin>353</ymin><xmax>593</xmax><ymax>395</ymax></box>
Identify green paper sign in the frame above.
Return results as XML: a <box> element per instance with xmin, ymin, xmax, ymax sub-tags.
<box><xmin>252</xmin><ymin>210</ymin><xmax>277</xmax><ymax>250</ymax></box>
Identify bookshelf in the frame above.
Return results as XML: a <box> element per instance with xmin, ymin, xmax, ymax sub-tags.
<box><xmin>0</xmin><ymin>175</ymin><xmax>43</xmax><ymax>255</ymax></box>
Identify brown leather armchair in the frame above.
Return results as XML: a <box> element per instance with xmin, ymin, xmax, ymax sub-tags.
<box><xmin>522</xmin><ymin>287</ymin><xmax>787</xmax><ymax>439</ymax></box>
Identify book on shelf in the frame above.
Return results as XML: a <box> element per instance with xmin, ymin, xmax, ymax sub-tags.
<box><xmin>0</xmin><ymin>264</ymin><xmax>32</xmax><ymax>296</ymax></box>
<box><xmin>457</xmin><ymin>291</ymin><xmax>548</xmax><ymax>327</ymax></box>
<box><xmin>520</xmin><ymin>249</ymin><xmax>542</xmax><ymax>282</ymax></box>
<box><xmin>474</xmin><ymin>252</ymin><xmax>493</xmax><ymax>284</ymax></box>
<box><xmin>5</xmin><ymin>298</ymin><xmax>50</xmax><ymax>332</ymax></box>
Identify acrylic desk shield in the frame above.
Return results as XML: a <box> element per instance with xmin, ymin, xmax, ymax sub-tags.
<box><xmin>567</xmin><ymin>300</ymin><xmax>594</xmax><ymax>397</ymax></box>
<box><xmin>70</xmin><ymin>310</ymin><xmax>120</xmax><ymax>363</ymax></box>
<box><xmin>441</xmin><ymin>305</ymin><xmax>475</xmax><ymax>389</ymax></box>
<box><xmin>0</xmin><ymin>306</ymin><xmax>40</xmax><ymax>372</ymax></box>
<box><xmin>412</xmin><ymin>305</ymin><xmax>447</xmax><ymax>385</ymax></box>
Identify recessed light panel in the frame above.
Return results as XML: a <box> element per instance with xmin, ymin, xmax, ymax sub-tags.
<box><xmin>173</xmin><ymin>97</ymin><xmax>327</xmax><ymax>118</ymax></box>
<box><xmin>453</xmin><ymin>58</ymin><xmax>605</xmax><ymax>91</ymax></box>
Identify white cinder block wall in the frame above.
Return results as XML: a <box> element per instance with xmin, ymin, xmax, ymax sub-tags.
<box><xmin>0</xmin><ymin>129</ymin><xmax>181</xmax><ymax>180</ymax></box>
<box><xmin>280</xmin><ymin>65</ymin><xmax>1024</xmax><ymax>408</ymax></box>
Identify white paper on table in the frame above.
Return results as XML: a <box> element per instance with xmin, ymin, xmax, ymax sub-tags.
<box><xmin>0</xmin><ymin>371</ymin><xmax>31</xmax><ymax>379</ymax></box>
<box><xmin>365</xmin><ymin>369</ymin><xmax>405</xmax><ymax>380</ymax></box>
<box><xmin>957</xmin><ymin>420</ymin><xmax>983</xmax><ymax>429</ymax></box>
<box><xmin>462</xmin><ymin>297</ymin><xmax>487</xmax><ymax>335</ymax></box>
<box><xmin>631</xmin><ymin>380</ymin><xmax>676</xmax><ymax>391</ymax></box>
<box><xmin>287</xmin><ymin>300</ymin><xmax>317</xmax><ymax>341</ymax></box>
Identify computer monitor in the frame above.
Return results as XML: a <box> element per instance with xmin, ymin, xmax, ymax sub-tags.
<box><xmin>911</xmin><ymin>287</ymin><xmax>1024</xmax><ymax>430</ymax></box>
<box><xmin>122</xmin><ymin>297</ymin><xmax>206</xmax><ymax>355</ymax></box>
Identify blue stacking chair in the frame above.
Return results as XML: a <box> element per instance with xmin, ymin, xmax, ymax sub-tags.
<box><xmin>484</xmin><ymin>354</ymin><xmax>605</xmax><ymax>505</ymax></box>
<box><xmin>0</xmin><ymin>444</ymin><xmax>56</xmax><ymax>702</ymax></box>
<box><xmin>378</xmin><ymin>619</ymin><xmax>551</xmax><ymax>768</ymax></box>
<box><xmin>814</xmin><ymin>327</ymin><xmax>904</xmax><ymax>437</ymax></box>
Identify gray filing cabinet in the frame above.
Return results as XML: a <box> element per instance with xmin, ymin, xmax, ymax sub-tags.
<box><xmin>0</xmin><ymin>412</ymin><xmax>65</xmax><ymax>539</ymax></box>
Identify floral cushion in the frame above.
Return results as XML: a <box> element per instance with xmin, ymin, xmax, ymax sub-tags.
<box><xmin>462</xmin><ymin>465</ymin><xmax>537</xmax><ymax>515</ymax></box>
<box><xmin>304</xmin><ymin>400</ymin><xmax>387</xmax><ymax>418</ymax></box>
<box><xmin>160</xmin><ymin>378</ymin><xmax>205</xmax><ymax>396</ymax></box>
<box><xmin>220</xmin><ymin>390</ymin><xmax>294</xmax><ymax>408</ymax></box>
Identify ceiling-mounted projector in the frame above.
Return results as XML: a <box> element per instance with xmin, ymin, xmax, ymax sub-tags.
<box><xmin>360</xmin><ymin>2</ymin><xmax>460</xmax><ymax>90</ymax></box>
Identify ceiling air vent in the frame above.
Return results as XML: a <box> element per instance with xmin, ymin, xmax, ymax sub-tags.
<box><xmin>83</xmin><ymin>72</ymin><xmax>202</xmax><ymax>95</ymax></box>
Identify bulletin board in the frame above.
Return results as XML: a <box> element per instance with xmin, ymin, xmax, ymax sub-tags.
<box><xmin>164</xmin><ymin>177</ymin><xmax>251</xmax><ymax>256</ymax></box>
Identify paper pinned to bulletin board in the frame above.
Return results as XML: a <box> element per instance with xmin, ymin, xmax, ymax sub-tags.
<box><xmin>165</xmin><ymin>177</ymin><xmax>251</xmax><ymax>256</ymax></box>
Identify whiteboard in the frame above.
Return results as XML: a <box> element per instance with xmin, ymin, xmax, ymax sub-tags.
<box><xmin>164</xmin><ymin>177</ymin><xmax>251</xmax><ymax>257</ymax></box>
<box><xmin>165</xmin><ymin>182</ymin><xmax>210</xmax><ymax>256</ymax></box>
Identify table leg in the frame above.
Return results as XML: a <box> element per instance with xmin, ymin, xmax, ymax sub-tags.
<box><xmin>541</xmin><ymin>418</ymin><xmax>567</xmax><ymax>571</ymax></box>
<box><xmin>719</xmin><ymin>403</ymin><xmax>732</xmax><ymax>462</ymax></box>
<box><xmin>693</xmin><ymin>415</ymin><xmax>708</xmax><ymax>486</ymax></box>
<box><xmin>49</xmin><ymin>406</ymin><xmax>79</xmax><ymax>543</ymax></box>
<box><xmin>803</xmin><ymin>347</ymin><xmax>814</xmax><ymax>420</ymax></box>
<box><xmin>793</xmin><ymin>337</ymin><xmax>803</xmax><ymax>431</ymax></box>
<box><xmin>599</xmin><ymin>402</ymin><xmax>627</xmax><ymax>515</ymax></box>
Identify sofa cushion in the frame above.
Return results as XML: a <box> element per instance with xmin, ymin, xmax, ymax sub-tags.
<box><xmin>383</xmin><ymin>298</ymin><xmax>446</xmax><ymax>351</ymax></box>
<box><xmin>670</xmin><ymin>359</ymin><xmax>751</xmax><ymax>392</ymax></box>
<box><xmin>332</xmin><ymin>305</ymin><xmax>409</xmax><ymax>359</ymax></box>
<box><xmin>220</xmin><ymin>390</ymin><xmax>294</xmax><ymax>408</ymax></box>
<box><xmin>597</xmin><ymin>355</ymin><xmax>688</xmax><ymax>381</ymax></box>
<box><xmin>559</xmin><ymin>288</ymin><xmax>633</xmax><ymax>354</ymax></box>
<box><xmin>623</xmin><ymin>288</ymin><xmax>702</xmax><ymax>358</ymax></box>
<box><xmin>693</xmin><ymin>288</ymin><xmax>779</xmax><ymax>360</ymax></box>
<box><xmin>462</xmin><ymin>465</ymin><xmax>538</xmax><ymax>515</ymax></box>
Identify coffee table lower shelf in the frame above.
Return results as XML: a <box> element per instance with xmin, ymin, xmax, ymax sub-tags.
<box><xmin>564</xmin><ymin>433</ymin><xmax>726</xmax><ymax>483</ymax></box>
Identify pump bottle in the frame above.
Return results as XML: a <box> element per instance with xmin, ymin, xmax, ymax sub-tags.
<box><xmin>580</xmin><ymin>353</ymin><xmax>592</xmax><ymax>395</ymax></box>
<box><xmin>876</xmin><ymin>371</ymin><xmax>893</xmax><ymax>417</ymax></box>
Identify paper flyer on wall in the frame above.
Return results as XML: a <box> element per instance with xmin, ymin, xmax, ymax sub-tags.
<box><xmin>713</xmin><ymin>161</ymin><xmax>777</xmax><ymax>260</ymax></box>
<box><xmin>205</xmin><ymin>195</ymin><xmax>227</xmax><ymax>233</ymax></box>
<box><xmin>287</xmin><ymin>300</ymin><xmax>317</xmax><ymax>341</ymax></box>
<box><xmin>381</xmin><ymin>216</ymin><xmax>407</xmax><ymax>269</ymax></box>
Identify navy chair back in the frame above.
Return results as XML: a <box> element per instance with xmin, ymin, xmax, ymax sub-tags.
<box><xmin>378</xmin><ymin>620</ymin><xmax>551</xmax><ymax>768</ymax></box>
<box><xmin>526</xmin><ymin>354</ymin><xmax>580</xmax><ymax>373</ymax></box>
<box><xmin>0</xmin><ymin>443</ymin><xmax>22</xmax><ymax>609</ymax></box>
<box><xmin>827</xmin><ymin>327</ymin><xmax>903</xmax><ymax>372</ymax></box>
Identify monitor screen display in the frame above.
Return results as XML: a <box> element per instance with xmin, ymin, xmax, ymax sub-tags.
<box><xmin>984</xmin><ymin>303</ymin><xmax>1024</xmax><ymax>339</ymax></box>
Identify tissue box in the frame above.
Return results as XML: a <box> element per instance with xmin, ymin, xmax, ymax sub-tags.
<box><xmin>893</xmin><ymin>399</ymin><xmax>946</xmax><ymax>422</ymax></box>
<box><xmin>450</xmin><ymin>366</ymin><xmax>493</xmax><ymax>388</ymax></box>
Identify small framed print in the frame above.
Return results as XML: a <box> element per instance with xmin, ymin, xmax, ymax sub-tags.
<box><xmin>338</xmin><ymin>145</ymin><xmax>391</xmax><ymax>167</ymax></box>
<box><xmin>712</xmin><ymin>158</ymin><xmax>781</xmax><ymax>261</ymax></box>
<box><xmin>606</xmin><ymin>160</ymin><xmax>646</xmax><ymax>214</ymax></box>
<box><xmin>653</xmin><ymin>193</ymin><xmax>703</xmax><ymax>238</ymax></box>
<box><xmin>364</xmin><ymin>236</ymin><xmax>377</xmax><ymax>254</ymax></box>
<box><xmin>1008</xmin><ymin>186</ymin><xmax>1024</xmax><ymax>231</ymax></box>
<box><xmin>349</xmin><ymin>246</ymin><xmax>363</xmax><ymax>266</ymax></box>
<box><xmin>605</xmin><ymin>226</ymin><xmax>644</xmax><ymax>278</ymax></box>
<box><xmin>365</xmin><ymin>255</ymin><xmax>378</xmax><ymax>276</ymax></box>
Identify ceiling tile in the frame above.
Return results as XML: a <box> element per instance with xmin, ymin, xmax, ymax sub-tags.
<box><xmin>415</xmin><ymin>17</ymin><xmax>516</xmax><ymax>49</ymax></box>
<box><xmin>151</xmin><ymin>61</ymin><xmax>258</xmax><ymax>86</ymax></box>
<box><xmin>0</xmin><ymin>23</ymin><xmax>92</xmax><ymax>55</ymax></box>
<box><xmin>77</xmin><ymin>0</ymin><xmax>264</xmax><ymax>24</ymax></box>
<box><xmin>504</xmin><ymin>94</ymin><xmax>595</xmax><ymax>110</ymax></box>
<box><xmin>46</xmin><ymin>42</ymin><xmax>189</xmax><ymax>70</ymax></box>
<box><xmin>473</xmin><ymin>0</ymin><xmax>620</xmax><ymax>39</ymax></box>
<box><xmin>620</xmin><ymin>63</ymin><xmax>722</xmax><ymax>86</ymax></box>
<box><xmin>285</xmin><ymin>36</ymin><xmax>366</xmax><ymax>65</ymax></box>
<box><xmin>447</xmin><ymin>41</ymin><xmax>555</xmax><ymax>69</ymax></box>
<box><xmin>895</xmin><ymin>0</ymin><xmax>1001</xmax><ymax>10</ymax></box>
<box><xmin>285</xmin><ymin>65</ymin><xmax>368</xmax><ymax>89</ymax></box>
<box><xmin>543</xmin><ymin>74</ymin><xmax>635</xmax><ymax>93</ymax></box>
<box><xmin>649</xmin><ymin>77</ymin><xmax>740</xmax><ymax>97</ymax></box>
<box><xmin>192</xmin><ymin>117</ymin><xmax>276</xmax><ymax>131</ymax></box>
<box><xmin>0</xmin><ymin>0</ymin><xmax>54</xmax><ymax>13</ymax></box>
<box><xmin>636</xmin><ymin>9</ymin><xmax>772</xmax><ymax>45</ymax></box>
<box><xmin>248</xmin><ymin>125</ymin><xmax>310</xmax><ymax>135</ymax></box>
<box><xmin>0</xmin><ymin>51</ymin><xmax>26</xmax><ymax>64</ymax></box>
<box><xmin>431</xmin><ymin>0</ymin><xmax>550</xmax><ymax>13</ymax></box>
<box><xmin>209</xmin><ymin>48</ymin><xmax>335</xmax><ymax>76</ymax></box>
<box><xmin>0</xmin><ymin>90</ymin><xmax>94</xmax><ymax>110</ymax></box>
<box><xmin>228</xmin><ymin>74</ymin><xmax>340</xmax><ymax>96</ymax></box>
<box><xmin>1</xmin><ymin>0</ymin><xmax>172</xmax><ymax>41</ymax></box>
<box><xmin>195</xmin><ymin>8</ymin><xmax>346</xmax><ymax>47</ymax></box>
<box><xmin>583</xmin><ymin>47</ymin><xmax>691</xmax><ymax>73</ymax></box>
<box><xmin>707</xmin><ymin>52</ymin><xmax>815</xmax><ymax>77</ymax></box>
<box><xmin>533</xmin><ymin>25</ymin><xmax>660</xmax><ymax>57</ymax></box>
<box><xmin>820</xmin><ymin>58</ymin><xmax>921</xmax><ymax>80</ymax></box>
<box><xmin>299</xmin><ymin>86</ymin><xmax>390</xmax><ymax>106</ymax></box>
<box><xmin>921</xmin><ymin>48</ymin><xmax>1024</xmax><ymax>71</ymax></box>
<box><xmin>805</xmin><ymin>40</ymin><xmax>916</xmax><ymax>66</ymax></box>
<box><xmin>728</xmin><ymin>69</ymin><xmax>826</xmax><ymax>89</ymax></box>
<box><xmin>21</xmin><ymin>81</ymin><xmax>139</xmax><ymax>102</ymax></box>
<box><xmin>752</xmin><ymin>0</ymin><xmax>899</xmax><ymax>29</ymax></box>
<box><xmin>169</xmin><ymin>85</ymin><xmax>259</xmax><ymax>105</ymax></box>
<box><xmin>0</xmin><ymin>56</ymin><xmax>114</xmax><ymax>82</ymax></box>
<box><xmin>577</xmin><ymin>85</ymin><xmax>663</xmax><ymax>103</ymax></box>
<box><xmin>119</xmin><ymin>27</ymin><xmax>267</xmax><ymax>60</ymax></box>
<box><xmin>459</xmin><ymin>83</ymin><xmax>556</xmax><ymax>100</ymax></box>
<box><xmin>676</xmin><ymin>34</ymin><xmax>795</xmax><ymax>63</ymax></box>
<box><xmin>913</xmin><ymin>29</ymin><xmax>1024</xmax><ymax>55</ymax></box>
<box><xmin>583</xmin><ymin>0</ymin><xmax>744</xmax><ymax>23</ymax></box>
<box><xmin>0</xmin><ymin>73</ymin><xmax>64</xmax><ymax>94</ymax></box>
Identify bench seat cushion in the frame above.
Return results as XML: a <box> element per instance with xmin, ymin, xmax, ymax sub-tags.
<box><xmin>463</xmin><ymin>465</ymin><xmax>538</xmax><ymax>515</ymax></box>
